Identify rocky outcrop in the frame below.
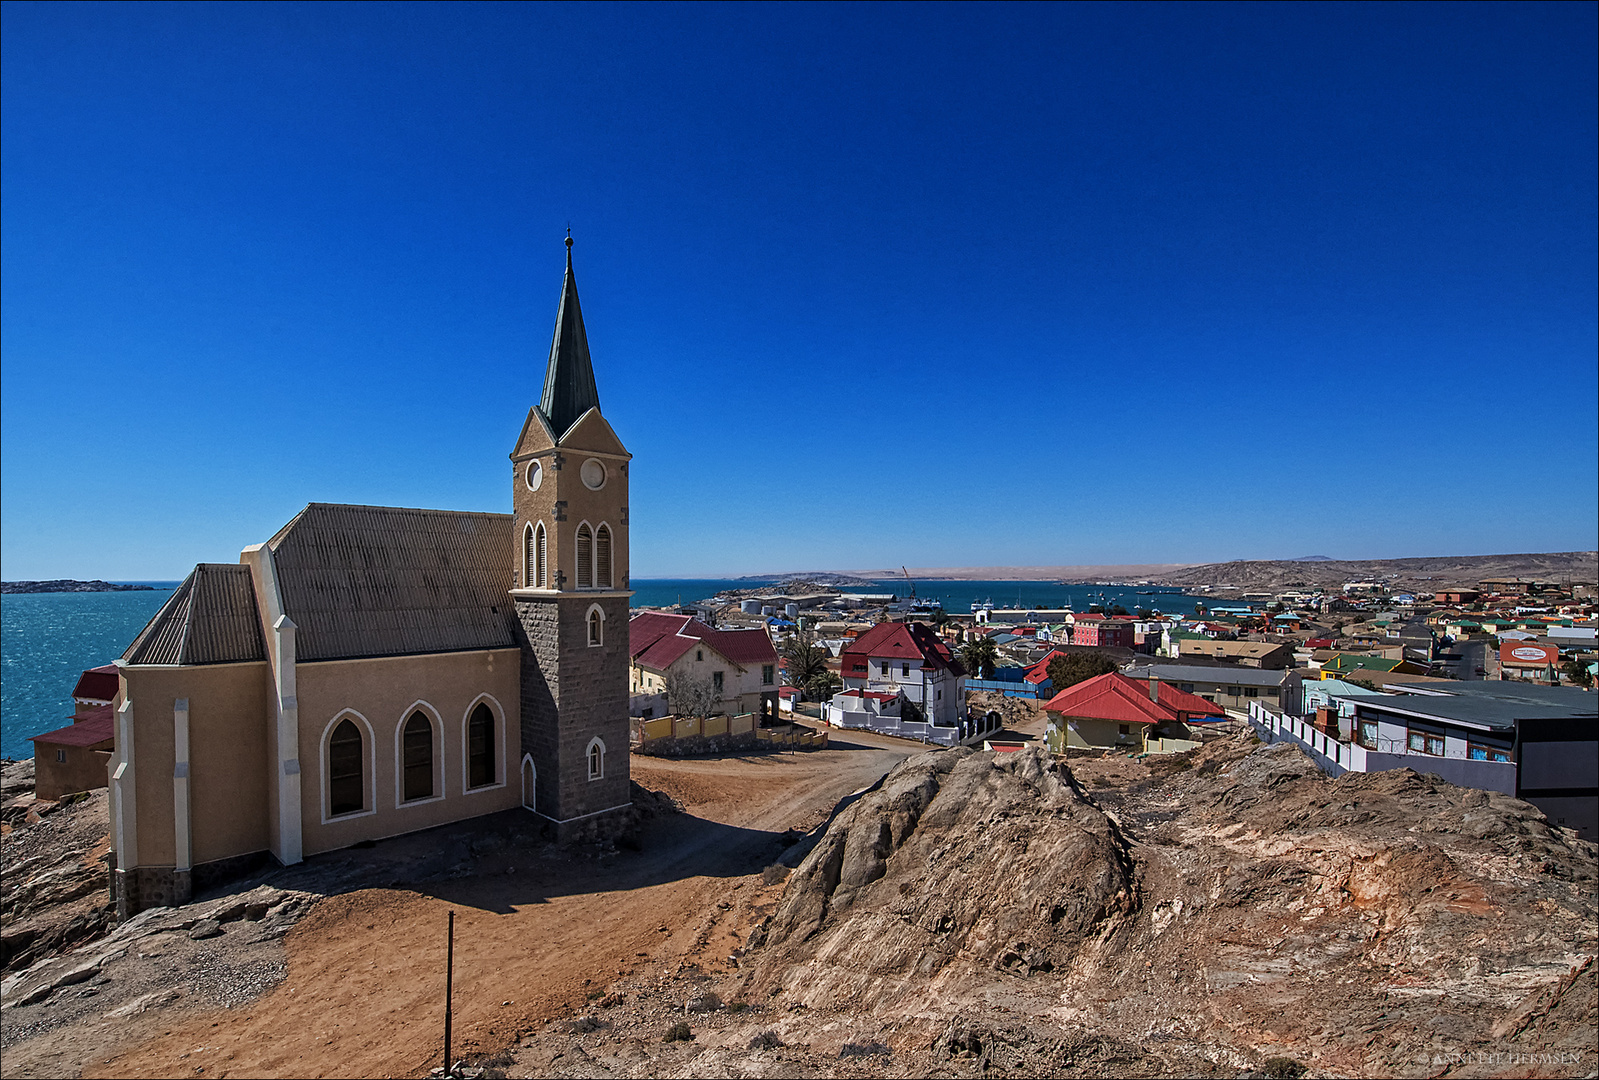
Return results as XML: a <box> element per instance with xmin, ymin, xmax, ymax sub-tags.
<box><xmin>737</xmin><ymin>739</ymin><xmax>1598</xmax><ymax>1077</ymax></box>
<box><xmin>749</xmin><ymin>748</ymin><xmax>1138</xmax><ymax>1009</ymax></box>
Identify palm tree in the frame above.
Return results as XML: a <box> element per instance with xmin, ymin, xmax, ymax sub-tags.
<box><xmin>960</xmin><ymin>636</ymin><xmax>999</xmax><ymax>679</ymax></box>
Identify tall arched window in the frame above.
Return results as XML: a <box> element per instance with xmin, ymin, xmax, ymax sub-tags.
<box><xmin>402</xmin><ymin>711</ymin><xmax>433</xmax><ymax>802</ymax></box>
<box><xmin>523</xmin><ymin>524</ymin><xmax>536</xmax><ymax>589</ymax></box>
<box><xmin>595</xmin><ymin>524</ymin><xmax>612</xmax><ymax>588</ymax></box>
<box><xmin>468</xmin><ymin>703</ymin><xmax>495</xmax><ymax>789</ymax></box>
<box><xmin>535</xmin><ymin>522</ymin><xmax>548</xmax><ymax>588</ymax></box>
<box><xmin>587</xmin><ymin>737</ymin><xmax>605</xmax><ymax>781</ymax></box>
<box><xmin>588</xmin><ymin>604</ymin><xmax>604</xmax><ymax>647</ymax></box>
<box><xmin>329</xmin><ymin>719</ymin><xmax>364</xmax><ymax>816</ymax></box>
<box><xmin>575</xmin><ymin>524</ymin><xmax>593</xmax><ymax>588</ymax></box>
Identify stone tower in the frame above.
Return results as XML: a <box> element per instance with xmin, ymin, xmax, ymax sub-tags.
<box><xmin>510</xmin><ymin>238</ymin><xmax>633</xmax><ymax>838</ymax></box>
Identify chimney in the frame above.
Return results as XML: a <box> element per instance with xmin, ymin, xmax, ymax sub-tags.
<box><xmin>1148</xmin><ymin>671</ymin><xmax>1160</xmax><ymax>703</ymax></box>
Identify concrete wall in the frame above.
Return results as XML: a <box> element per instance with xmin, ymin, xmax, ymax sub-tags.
<box><xmin>119</xmin><ymin>662</ymin><xmax>273</xmax><ymax>872</ymax></box>
<box><xmin>33</xmin><ymin>745</ymin><xmax>112</xmax><ymax>802</ymax></box>
<box><xmin>1052</xmin><ymin>713</ymin><xmax>1146</xmax><ymax>752</ymax></box>
<box><xmin>294</xmin><ymin>648</ymin><xmax>522</xmax><ymax>857</ymax></box>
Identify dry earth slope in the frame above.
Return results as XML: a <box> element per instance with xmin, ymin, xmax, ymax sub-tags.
<box><xmin>722</xmin><ymin>739</ymin><xmax>1597</xmax><ymax>1078</ymax></box>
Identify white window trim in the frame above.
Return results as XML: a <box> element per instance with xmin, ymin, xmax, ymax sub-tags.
<box><xmin>586</xmin><ymin>603</ymin><xmax>606</xmax><ymax>647</ymax></box>
<box><xmin>586</xmin><ymin>736</ymin><xmax>606</xmax><ymax>781</ymax></box>
<box><xmin>319</xmin><ymin>709</ymin><xmax>377</xmax><ymax>825</ymax></box>
<box><xmin>520</xmin><ymin>753</ymin><xmax>537</xmax><ymax>811</ymax></box>
<box><xmin>460</xmin><ymin>693</ymin><xmax>508</xmax><ymax>794</ymax></box>
<box><xmin>534</xmin><ymin>521</ymin><xmax>548</xmax><ymax>589</ymax></box>
<box><xmin>393</xmin><ymin>700</ymin><xmax>446</xmax><ymax>809</ymax></box>
<box><xmin>523</xmin><ymin>522</ymin><xmax>536</xmax><ymax>589</ymax></box>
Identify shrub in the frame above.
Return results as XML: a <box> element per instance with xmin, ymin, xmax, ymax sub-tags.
<box><xmin>762</xmin><ymin>864</ymin><xmax>791</xmax><ymax>885</ymax></box>
<box><xmin>663</xmin><ymin>1021</ymin><xmax>694</xmax><ymax>1043</ymax></box>
<box><xmin>1262</xmin><ymin>1057</ymin><xmax>1305</xmax><ymax>1079</ymax></box>
<box><xmin>748</xmin><ymin>1030</ymin><xmax>784</xmax><ymax>1050</ymax></box>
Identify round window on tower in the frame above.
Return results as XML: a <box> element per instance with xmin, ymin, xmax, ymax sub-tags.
<box><xmin>581</xmin><ymin>459</ymin><xmax>606</xmax><ymax>490</ymax></box>
<box><xmin>524</xmin><ymin>460</ymin><xmax>543</xmax><ymax>491</ymax></box>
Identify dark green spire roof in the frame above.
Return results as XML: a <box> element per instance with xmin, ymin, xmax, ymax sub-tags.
<box><xmin>538</xmin><ymin>237</ymin><xmax>601</xmax><ymax>437</ymax></box>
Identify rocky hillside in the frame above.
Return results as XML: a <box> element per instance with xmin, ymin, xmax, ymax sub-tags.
<box><xmin>1144</xmin><ymin>552</ymin><xmax>1598</xmax><ymax>593</ymax></box>
<box><xmin>725</xmin><ymin>740</ymin><xmax>1597</xmax><ymax>1077</ymax></box>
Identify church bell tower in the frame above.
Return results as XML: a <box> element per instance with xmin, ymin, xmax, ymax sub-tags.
<box><xmin>509</xmin><ymin>237</ymin><xmax>633</xmax><ymax>837</ymax></box>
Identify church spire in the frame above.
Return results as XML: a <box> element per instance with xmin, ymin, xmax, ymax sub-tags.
<box><xmin>538</xmin><ymin>235</ymin><xmax>601</xmax><ymax>438</ymax></box>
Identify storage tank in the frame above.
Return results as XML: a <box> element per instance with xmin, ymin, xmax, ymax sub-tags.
<box><xmin>785</xmin><ymin>603</ymin><xmax>799</xmax><ymax>619</ymax></box>
<box><xmin>741</xmin><ymin>600</ymin><xmax>762</xmax><ymax>614</ymax></box>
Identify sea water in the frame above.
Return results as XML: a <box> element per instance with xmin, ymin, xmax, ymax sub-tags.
<box><xmin>1</xmin><ymin>577</ymin><xmax>1204</xmax><ymax>760</ymax></box>
<box><xmin>1</xmin><ymin>586</ymin><xmax>179</xmax><ymax>761</ymax></box>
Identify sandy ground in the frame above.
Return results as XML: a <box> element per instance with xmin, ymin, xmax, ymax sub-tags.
<box><xmin>6</xmin><ymin>731</ymin><xmax>913</xmax><ymax>1080</ymax></box>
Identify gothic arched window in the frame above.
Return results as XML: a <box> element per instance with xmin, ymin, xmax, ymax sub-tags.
<box><xmin>535</xmin><ymin>522</ymin><xmax>548</xmax><ymax>588</ymax></box>
<box><xmin>587</xmin><ymin>737</ymin><xmax>605</xmax><ymax>781</ymax></box>
<box><xmin>588</xmin><ymin>604</ymin><xmax>604</xmax><ymax>647</ymax></box>
<box><xmin>523</xmin><ymin>524</ymin><xmax>536</xmax><ymax>589</ymax></box>
<box><xmin>329</xmin><ymin>719</ymin><xmax>364</xmax><ymax>816</ymax></box>
<box><xmin>575</xmin><ymin>524</ymin><xmax>593</xmax><ymax>588</ymax></box>
<box><xmin>595</xmin><ymin>524</ymin><xmax>613</xmax><ymax>589</ymax></box>
<box><xmin>468</xmin><ymin>703</ymin><xmax>495</xmax><ymax>789</ymax></box>
<box><xmin>402</xmin><ymin>712</ymin><xmax>433</xmax><ymax>802</ymax></box>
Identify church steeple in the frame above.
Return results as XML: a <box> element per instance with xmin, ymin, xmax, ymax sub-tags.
<box><xmin>538</xmin><ymin>236</ymin><xmax>601</xmax><ymax>438</ymax></box>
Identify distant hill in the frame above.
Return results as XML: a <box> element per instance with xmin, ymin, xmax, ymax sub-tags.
<box><xmin>1144</xmin><ymin>551</ymin><xmax>1598</xmax><ymax>592</ymax></box>
<box><xmin>1</xmin><ymin>579</ymin><xmax>156</xmax><ymax>594</ymax></box>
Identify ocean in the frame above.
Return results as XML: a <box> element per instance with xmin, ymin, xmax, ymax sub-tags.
<box><xmin>1</xmin><ymin>577</ymin><xmax>1204</xmax><ymax>760</ymax></box>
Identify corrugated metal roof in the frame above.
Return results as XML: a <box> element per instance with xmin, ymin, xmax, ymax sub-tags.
<box><xmin>268</xmin><ymin>503</ymin><xmax>517</xmax><ymax>662</ymax></box>
<box><xmin>122</xmin><ymin>564</ymin><xmax>266</xmax><ymax>666</ymax></box>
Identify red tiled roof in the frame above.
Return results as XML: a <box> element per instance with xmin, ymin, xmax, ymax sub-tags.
<box><xmin>1042</xmin><ymin>672</ymin><xmax>1225</xmax><ymax>725</ymax></box>
<box><xmin>1024</xmin><ymin>651</ymin><xmax>1066</xmax><ymax>683</ymax></box>
<box><xmin>71</xmin><ymin>665</ymin><xmax>119</xmax><ymax>703</ymax></box>
<box><xmin>840</xmin><ymin>622</ymin><xmax>966</xmax><ymax>676</ymax></box>
<box><xmin>628</xmin><ymin>612</ymin><xmax>777</xmax><ymax>671</ymax></box>
<box><xmin>31</xmin><ymin>710</ymin><xmax>115</xmax><ymax>749</ymax></box>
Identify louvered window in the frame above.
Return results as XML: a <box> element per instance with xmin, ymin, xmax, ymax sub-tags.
<box><xmin>595</xmin><ymin>524</ymin><xmax>612</xmax><ymax>588</ymax></box>
<box><xmin>535</xmin><ymin>522</ymin><xmax>547</xmax><ymax>588</ymax></box>
<box><xmin>576</xmin><ymin>524</ymin><xmax>593</xmax><ymax>588</ymax></box>
<box><xmin>523</xmin><ymin>524</ymin><xmax>536</xmax><ymax>588</ymax></box>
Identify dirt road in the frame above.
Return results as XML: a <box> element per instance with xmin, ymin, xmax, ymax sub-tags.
<box><xmin>62</xmin><ymin>731</ymin><xmax>913</xmax><ymax>1079</ymax></box>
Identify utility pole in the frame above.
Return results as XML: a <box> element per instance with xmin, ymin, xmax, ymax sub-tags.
<box><xmin>443</xmin><ymin>910</ymin><xmax>455</xmax><ymax>1077</ymax></box>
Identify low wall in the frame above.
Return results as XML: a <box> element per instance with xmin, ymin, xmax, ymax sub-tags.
<box><xmin>631</xmin><ymin>715</ymin><xmax>827</xmax><ymax>757</ymax></box>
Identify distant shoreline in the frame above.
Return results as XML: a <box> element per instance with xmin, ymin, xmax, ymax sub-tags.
<box><xmin>1</xmin><ymin>580</ymin><xmax>158</xmax><ymax>594</ymax></box>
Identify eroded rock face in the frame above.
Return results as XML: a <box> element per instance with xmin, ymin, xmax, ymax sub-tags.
<box><xmin>741</xmin><ymin>739</ymin><xmax>1599</xmax><ymax>1077</ymax></box>
<box><xmin>752</xmin><ymin>748</ymin><xmax>1137</xmax><ymax>1010</ymax></box>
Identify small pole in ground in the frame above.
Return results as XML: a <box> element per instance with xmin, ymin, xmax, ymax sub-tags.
<box><xmin>443</xmin><ymin>909</ymin><xmax>455</xmax><ymax>1076</ymax></box>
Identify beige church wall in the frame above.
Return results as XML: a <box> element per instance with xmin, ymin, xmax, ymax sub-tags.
<box><xmin>119</xmin><ymin>662</ymin><xmax>270</xmax><ymax>869</ymax></box>
<box><xmin>295</xmin><ymin>648</ymin><xmax>521</xmax><ymax>857</ymax></box>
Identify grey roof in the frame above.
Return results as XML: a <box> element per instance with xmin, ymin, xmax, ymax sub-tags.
<box><xmin>268</xmin><ymin>503</ymin><xmax>517</xmax><ymax>663</ymax></box>
<box><xmin>1131</xmin><ymin>663</ymin><xmax>1287</xmax><ymax>687</ymax></box>
<box><xmin>1355</xmin><ymin>681</ymin><xmax>1597</xmax><ymax>732</ymax></box>
<box><xmin>123</xmin><ymin>564</ymin><xmax>266</xmax><ymax>666</ymax></box>
<box><xmin>538</xmin><ymin>240</ymin><xmax>601</xmax><ymax>439</ymax></box>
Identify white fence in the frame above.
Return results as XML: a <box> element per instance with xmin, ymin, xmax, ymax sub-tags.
<box><xmin>1247</xmin><ymin>701</ymin><xmax>1517</xmax><ymax>794</ymax></box>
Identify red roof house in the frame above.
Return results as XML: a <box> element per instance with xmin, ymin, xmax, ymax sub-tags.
<box><xmin>1042</xmin><ymin>672</ymin><xmax>1224</xmax><ymax>753</ymax></box>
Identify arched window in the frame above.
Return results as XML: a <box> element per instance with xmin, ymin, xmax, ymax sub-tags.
<box><xmin>587</xmin><ymin>737</ymin><xmax>605</xmax><ymax>781</ymax></box>
<box><xmin>402</xmin><ymin>711</ymin><xmax>433</xmax><ymax>802</ymax></box>
<box><xmin>468</xmin><ymin>703</ymin><xmax>495</xmax><ymax>789</ymax></box>
<box><xmin>523</xmin><ymin>523</ymin><xmax>535</xmax><ymax>588</ymax></box>
<box><xmin>595</xmin><ymin>524</ymin><xmax>612</xmax><ymax>588</ymax></box>
<box><xmin>535</xmin><ymin>522</ymin><xmax>548</xmax><ymax>588</ymax></box>
<box><xmin>588</xmin><ymin>604</ymin><xmax>604</xmax><ymax>647</ymax></box>
<box><xmin>329</xmin><ymin>719</ymin><xmax>364</xmax><ymax>816</ymax></box>
<box><xmin>575</xmin><ymin>524</ymin><xmax>593</xmax><ymax>588</ymax></box>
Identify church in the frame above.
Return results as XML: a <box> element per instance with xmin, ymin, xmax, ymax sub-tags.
<box><xmin>108</xmin><ymin>239</ymin><xmax>633</xmax><ymax>916</ymax></box>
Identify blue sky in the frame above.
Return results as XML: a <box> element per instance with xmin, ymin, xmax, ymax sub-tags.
<box><xmin>3</xmin><ymin>1</ymin><xmax>1595</xmax><ymax>579</ymax></box>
